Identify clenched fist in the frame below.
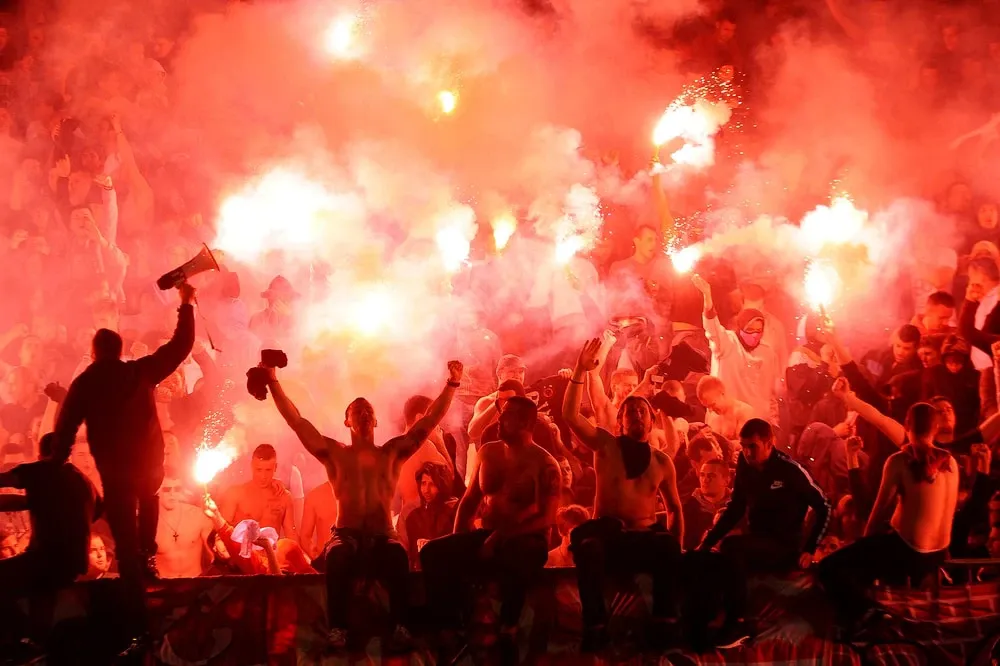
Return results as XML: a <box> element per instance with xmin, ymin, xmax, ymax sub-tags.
<box><xmin>447</xmin><ymin>360</ymin><xmax>464</xmax><ymax>383</ymax></box>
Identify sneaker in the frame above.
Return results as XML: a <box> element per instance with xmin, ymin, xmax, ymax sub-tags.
<box><xmin>715</xmin><ymin>619</ymin><xmax>751</xmax><ymax>649</ymax></box>
<box><xmin>326</xmin><ymin>628</ymin><xmax>348</xmax><ymax>652</ymax></box>
<box><xmin>385</xmin><ymin>625</ymin><xmax>413</xmax><ymax>654</ymax></box>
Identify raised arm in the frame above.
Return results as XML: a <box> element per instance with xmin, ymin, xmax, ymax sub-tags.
<box><xmin>137</xmin><ymin>284</ymin><xmax>196</xmax><ymax>385</ymax></box>
<box><xmin>393</xmin><ymin>361</ymin><xmax>463</xmax><ymax>460</ymax></box>
<box><xmin>266</xmin><ymin>369</ymin><xmax>337</xmax><ymax>463</ymax></box>
<box><xmin>586</xmin><ymin>370</ymin><xmax>615</xmax><ymax>430</ymax></box>
<box><xmin>693</xmin><ymin>273</ymin><xmax>734</xmax><ymax>359</ymax></box>
<box><xmin>831</xmin><ymin>377</ymin><xmax>906</xmax><ymax>448</ymax></box>
<box><xmin>468</xmin><ymin>394</ymin><xmax>500</xmax><ymax>441</ymax></box>
<box><xmin>563</xmin><ymin>339</ymin><xmax>613</xmax><ymax>451</ymax></box>
<box><xmin>657</xmin><ymin>452</ymin><xmax>684</xmax><ymax>547</ymax></box>
<box><xmin>864</xmin><ymin>454</ymin><xmax>903</xmax><ymax>536</ymax></box>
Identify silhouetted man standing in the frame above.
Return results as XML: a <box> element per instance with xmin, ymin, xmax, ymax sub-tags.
<box><xmin>52</xmin><ymin>283</ymin><xmax>195</xmax><ymax>655</ymax></box>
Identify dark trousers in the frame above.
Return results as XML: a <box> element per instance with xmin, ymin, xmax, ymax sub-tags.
<box><xmin>323</xmin><ymin>528</ymin><xmax>409</xmax><ymax>629</ymax></box>
<box><xmin>569</xmin><ymin>517</ymin><xmax>682</xmax><ymax>630</ymax></box>
<box><xmin>420</xmin><ymin>529</ymin><xmax>548</xmax><ymax>630</ymax></box>
<box><xmin>817</xmin><ymin>531</ymin><xmax>946</xmax><ymax>626</ymax></box>
<box><xmin>100</xmin><ymin>467</ymin><xmax>164</xmax><ymax>636</ymax></box>
<box><xmin>0</xmin><ymin>551</ymin><xmax>78</xmax><ymax>640</ymax></box>
<box><xmin>716</xmin><ymin>533</ymin><xmax>800</xmax><ymax>621</ymax></box>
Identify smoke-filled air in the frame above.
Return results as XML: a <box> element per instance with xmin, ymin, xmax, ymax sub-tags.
<box><xmin>2</xmin><ymin>0</ymin><xmax>999</xmax><ymax>475</ymax></box>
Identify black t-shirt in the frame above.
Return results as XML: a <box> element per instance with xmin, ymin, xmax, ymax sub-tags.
<box><xmin>13</xmin><ymin>460</ymin><xmax>98</xmax><ymax>575</ymax></box>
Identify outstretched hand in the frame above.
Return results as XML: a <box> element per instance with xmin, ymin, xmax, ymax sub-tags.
<box><xmin>575</xmin><ymin>338</ymin><xmax>602</xmax><ymax>372</ymax></box>
<box><xmin>831</xmin><ymin>377</ymin><xmax>853</xmax><ymax>401</ymax></box>
<box><xmin>691</xmin><ymin>273</ymin><xmax>711</xmax><ymax>296</ymax></box>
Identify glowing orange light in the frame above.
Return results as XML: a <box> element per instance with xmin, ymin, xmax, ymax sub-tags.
<box><xmin>804</xmin><ymin>261</ymin><xmax>840</xmax><ymax>312</ymax></box>
<box><xmin>194</xmin><ymin>442</ymin><xmax>237</xmax><ymax>485</ymax></box>
<box><xmin>438</xmin><ymin>90</ymin><xmax>458</xmax><ymax>115</ymax></box>
<box><xmin>670</xmin><ymin>245</ymin><xmax>702</xmax><ymax>274</ymax></box>
<box><xmin>492</xmin><ymin>214</ymin><xmax>517</xmax><ymax>251</ymax></box>
<box><xmin>324</xmin><ymin>14</ymin><xmax>359</xmax><ymax>58</ymax></box>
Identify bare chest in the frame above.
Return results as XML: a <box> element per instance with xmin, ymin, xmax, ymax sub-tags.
<box><xmin>235</xmin><ymin>488</ymin><xmax>286</xmax><ymax>529</ymax></box>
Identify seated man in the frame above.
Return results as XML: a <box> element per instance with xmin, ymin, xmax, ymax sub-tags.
<box><xmin>219</xmin><ymin>444</ymin><xmax>297</xmax><ymax>541</ymax></box>
<box><xmin>818</xmin><ymin>402</ymin><xmax>957</xmax><ymax>635</ymax></box>
<box><xmin>562</xmin><ymin>339</ymin><xmax>685</xmax><ymax>651</ymax></box>
<box><xmin>698</xmin><ymin>419</ymin><xmax>830</xmax><ymax>640</ymax></box>
<box><xmin>421</xmin><ymin>397</ymin><xmax>560</xmax><ymax>658</ymax></box>
<box><xmin>683</xmin><ymin>458</ymin><xmax>731</xmax><ymax>552</ymax></box>
<box><xmin>404</xmin><ymin>462</ymin><xmax>457</xmax><ymax>568</ymax></box>
<box><xmin>0</xmin><ymin>433</ymin><xmax>100</xmax><ymax>641</ymax></box>
<box><xmin>266</xmin><ymin>360</ymin><xmax>463</xmax><ymax>651</ymax></box>
<box><xmin>155</xmin><ymin>477</ymin><xmax>212</xmax><ymax>578</ymax></box>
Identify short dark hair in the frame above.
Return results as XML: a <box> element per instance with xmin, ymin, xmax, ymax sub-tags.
<box><xmin>896</xmin><ymin>324</ymin><xmax>921</xmax><ymax>345</ymax></box>
<box><xmin>905</xmin><ymin>402</ymin><xmax>937</xmax><ymax>439</ymax></box>
<box><xmin>92</xmin><ymin>328</ymin><xmax>123</xmax><ymax>360</ymax></box>
<box><xmin>39</xmin><ymin>432</ymin><xmax>56</xmax><ymax>459</ymax></box>
<box><xmin>253</xmin><ymin>444</ymin><xmax>277</xmax><ymax>461</ymax></box>
<box><xmin>403</xmin><ymin>395</ymin><xmax>432</xmax><ymax>426</ymax></box>
<box><xmin>503</xmin><ymin>396</ymin><xmax>538</xmax><ymax>427</ymax></box>
<box><xmin>700</xmin><ymin>457</ymin><xmax>730</xmax><ymax>475</ymax></box>
<box><xmin>739</xmin><ymin>418</ymin><xmax>773</xmax><ymax>441</ymax></box>
<box><xmin>926</xmin><ymin>291</ymin><xmax>955</xmax><ymax>309</ymax></box>
<box><xmin>969</xmin><ymin>256</ymin><xmax>1000</xmax><ymax>282</ymax></box>
<box><xmin>919</xmin><ymin>334</ymin><xmax>945</xmax><ymax>351</ymax></box>
<box><xmin>687</xmin><ymin>434</ymin><xmax>718</xmax><ymax>462</ymax></box>
<box><xmin>497</xmin><ymin>379</ymin><xmax>526</xmax><ymax>396</ymax></box>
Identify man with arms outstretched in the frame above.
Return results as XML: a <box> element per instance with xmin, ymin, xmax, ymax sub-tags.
<box><xmin>821</xmin><ymin>383</ymin><xmax>959</xmax><ymax>636</ymax></box>
<box><xmin>562</xmin><ymin>338</ymin><xmax>685</xmax><ymax>652</ymax></box>
<box><xmin>421</xmin><ymin>395</ymin><xmax>561</xmax><ymax>661</ymax></box>
<box><xmin>265</xmin><ymin>360</ymin><xmax>463</xmax><ymax>651</ymax></box>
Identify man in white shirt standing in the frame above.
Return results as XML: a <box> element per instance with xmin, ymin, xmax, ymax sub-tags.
<box><xmin>692</xmin><ymin>274</ymin><xmax>780</xmax><ymax>423</ymax></box>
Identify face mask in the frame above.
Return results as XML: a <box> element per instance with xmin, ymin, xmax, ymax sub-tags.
<box><xmin>739</xmin><ymin>330</ymin><xmax>762</xmax><ymax>349</ymax></box>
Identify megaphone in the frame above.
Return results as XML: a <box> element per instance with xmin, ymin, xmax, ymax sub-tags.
<box><xmin>157</xmin><ymin>244</ymin><xmax>221</xmax><ymax>290</ymax></box>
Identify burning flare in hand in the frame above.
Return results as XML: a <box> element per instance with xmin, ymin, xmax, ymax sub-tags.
<box><xmin>804</xmin><ymin>261</ymin><xmax>840</xmax><ymax>312</ymax></box>
<box><xmin>194</xmin><ymin>442</ymin><xmax>238</xmax><ymax>485</ymax></box>
<box><xmin>438</xmin><ymin>90</ymin><xmax>458</xmax><ymax>115</ymax></box>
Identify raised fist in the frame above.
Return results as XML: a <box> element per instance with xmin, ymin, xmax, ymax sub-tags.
<box><xmin>447</xmin><ymin>360</ymin><xmax>464</xmax><ymax>383</ymax></box>
<box><xmin>44</xmin><ymin>382</ymin><xmax>68</xmax><ymax>404</ymax></box>
<box><xmin>846</xmin><ymin>436</ymin><xmax>863</xmax><ymax>456</ymax></box>
<box><xmin>178</xmin><ymin>282</ymin><xmax>196</xmax><ymax>305</ymax></box>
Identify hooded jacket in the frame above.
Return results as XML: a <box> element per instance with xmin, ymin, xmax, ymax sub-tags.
<box><xmin>682</xmin><ymin>488</ymin><xmax>731</xmax><ymax>551</ymax></box>
<box><xmin>703</xmin><ymin>307</ymin><xmax>780</xmax><ymax>422</ymax></box>
<box><xmin>404</xmin><ymin>462</ymin><xmax>458</xmax><ymax>566</ymax></box>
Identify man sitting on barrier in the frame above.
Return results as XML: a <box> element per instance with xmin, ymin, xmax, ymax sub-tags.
<box><xmin>264</xmin><ymin>358</ymin><xmax>463</xmax><ymax>652</ymax></box>
<box><xmin>562</xmin><ymin>338</ymin><xmax>685</xmax><ymax>652</ymax></box>
<box><xmin>421</xmin><ymin>395</ymin><xmax>560</xmax><ymax>661</ymax></box>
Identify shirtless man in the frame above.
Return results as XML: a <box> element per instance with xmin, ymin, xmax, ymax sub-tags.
<box><xmin>219</xmin><ymin>444</ymin><xmax>297</xmax><ymax>542</ymax></box>
<box><xmin>266</xmin><ymin>360</ymin><xmax>463</xmax><ymax>651</ymax></box>
<box><xmin>562</xmin><ymin>338</ymin><xmax>685</xmax><ymax>652</ymax></box>
<box><xmin>155</xmin><ymin>477</ymin><xmax>212</xmax><ymax>579</ymax></box>
<box><xmin>421</xmin><ymin>396</ymin><xmax>560</xmax><ymax>655</ymax></box>
<box><xmin>818</xmin><ymin>401</ymin><xmax>958</xmax><ymax>632</ymax></box>
<box><xmin>300</xmin><ymin>481</ymin><xmax>338</xmax><ymax>560</ymax></box>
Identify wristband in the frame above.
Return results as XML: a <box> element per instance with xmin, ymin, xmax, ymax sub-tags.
<box><xmin>447</xmin><ymin>380</ymin><xmax>461</xmax><ymax>388</ymax></box>
<box><xmin>569</xmin><ymin>379</ymin><xmax>584</xmax><ymax>385</ymax></box>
